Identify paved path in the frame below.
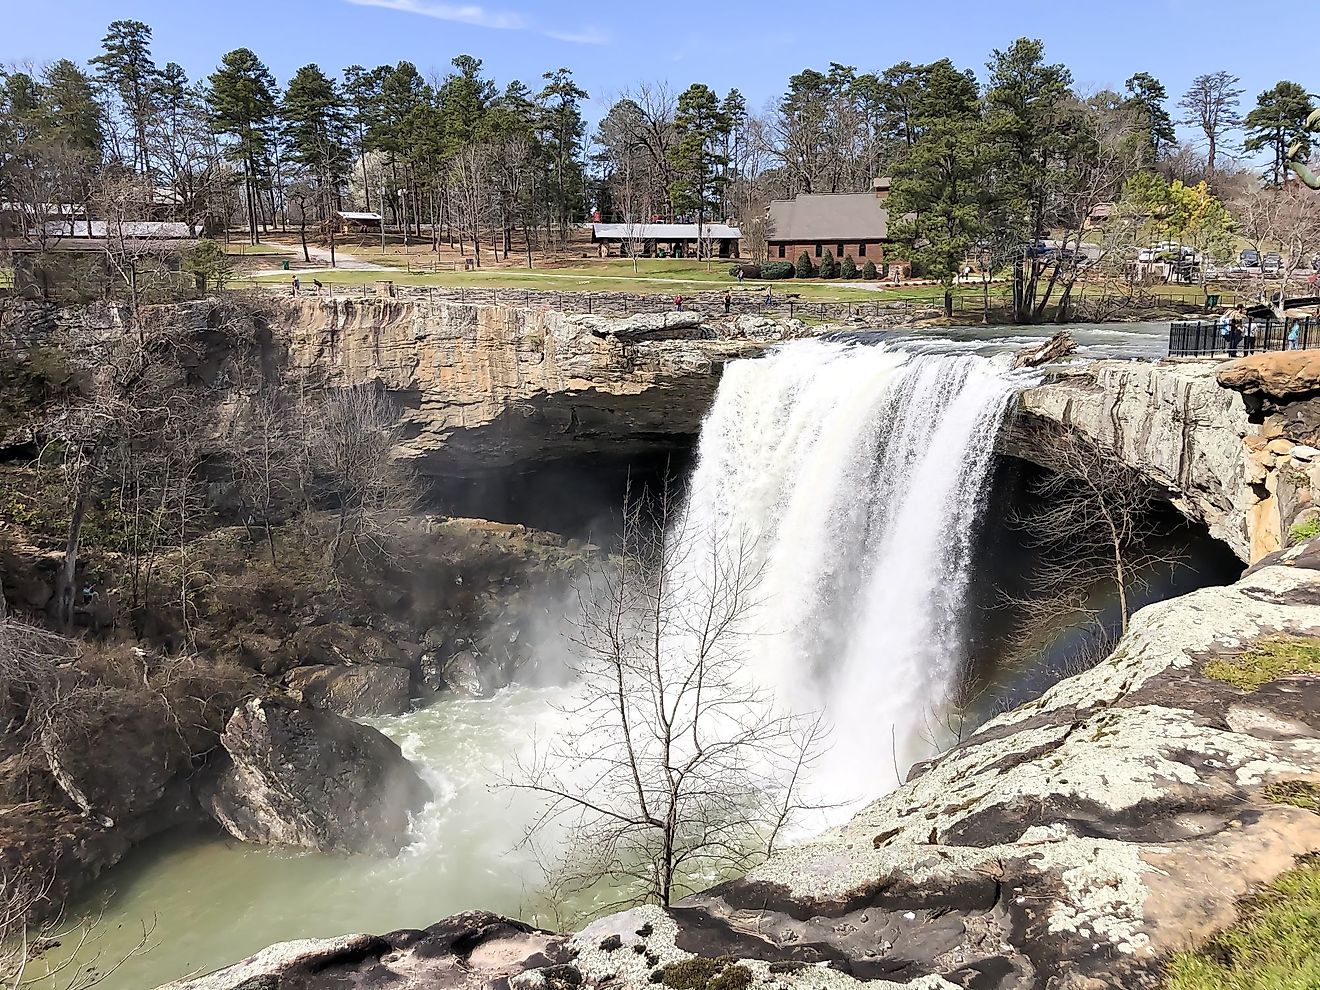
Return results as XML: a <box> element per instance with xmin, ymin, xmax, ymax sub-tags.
<box><xmin>250</xmin><ymin>241</ymin><xmax>387</xmax><ymax>276</ymax></box>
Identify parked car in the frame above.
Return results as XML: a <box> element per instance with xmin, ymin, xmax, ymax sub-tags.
<box><xmin>1022</xmin><ymin>241</ymin><xmax>1055</xmax><ymax>259</ymax></box>
<box><xmin>1312</xmin><ymin>253</ymin><xmax>1320</xmax><ymax>271</ymax></box>
<box><xmin>1240</xmin><ymin>249</ymin><xmax>1261</xmax><ymax>268</ymax></box>
<box><xmin>1263</xmin><ymin>252</ymin><xmax>1283</xmax><ymax>276</ymax></box>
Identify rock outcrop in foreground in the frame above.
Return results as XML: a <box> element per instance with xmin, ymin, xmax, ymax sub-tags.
<box><xmin>159</xmin><ymin>550</ymin><xmax>1320</xmax><ymax>989</ymax></box>
<box><xmin>202</xmin><ymin>697</ymin><xmax>431</xmax><ymax>854</ymax></box>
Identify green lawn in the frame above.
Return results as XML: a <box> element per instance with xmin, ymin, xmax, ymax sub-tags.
<box><xmin>222</xmin><ymin>242</ymin><xmax>291</xmax><ymax>257</ymax></box>
<box><xmin>246</xmin><ymin>263</ymin><xmax>900</xmax><ymax>302</ymax></box>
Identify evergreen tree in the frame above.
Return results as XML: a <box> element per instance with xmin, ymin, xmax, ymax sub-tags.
<box><xmin>862</xmin><ymin>259</ymin><xmax>878</xmax><ymax>280</ymax></box>
<box><xmin>41</xmin><ymin>60</ymin><xmax>104</xmax><ymax>159</ymax></box>
<box><xmin>342</xmin><ymin>63</ymin><xmax>387</xmax><ymax>212</ymax></box>
<box><xmin>669</xmin><ymin>83</ymin><xmax>730</xmax><ymax>262</ymax></box>
<box><xmin>889</xmin><ymin>60</ymin><xmax>987</xmax><ymax>317</ymax></box>
<box><xmin>984</xmin><ymin>38</ymin><xmax>1075</xmax><ymax>322</ymax></box>
<box><xmin>282</xmin><ymin>64</ymin><xmax>352</xmax><ymax>212</ymax></box>
<box><xmin>819</xmin><ymin>250</ymin><xmax>838</xmax><ymax>278</ymax></box>
<box><xmin>90</xmin><ymin>19</ymin><xmax>158</xmax><ymax>173</ymax></box>
<box><xmin>796</xmin><ymin>251</ymin><xmax>815</xmax><ymax>278</ymax></box>
<box><xmin>841</xmin><ymin>254</ymin><xmax>858</xmax><ymax>279</ymax></box>
<box><xmin>1244</xmin><ymin>81</ymin><xmax>1317</xmax><ymax>186</ymax></box>
<box><xmin>537</xmin><ymin>68</ymin><xmax>588</xmax><ymax>238</ymax></box>
<box><xmin>1124</xmin><ymin>72</ymin><xmax>1176</xmax><ymax>167</ymax></box>
<box><xmin>207</xmin><ymin>48</ymin><xmax>279</xmax><ymax>244</ymax></box>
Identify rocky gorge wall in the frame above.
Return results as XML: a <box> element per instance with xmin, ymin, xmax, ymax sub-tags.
<box><xmin>1009</xmin><ymin>355</ymin><xmax>1320</xmax><ymax>564</ymax></box>
<box><xmin>276</xmin><ymin>297</ymin><xmax>792</xmax><ymax>476</ymax></box>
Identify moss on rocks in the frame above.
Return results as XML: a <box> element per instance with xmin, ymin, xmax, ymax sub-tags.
<box><xmin>1203</xmin><ymin>637</ymin><xmax>1320</xmax><ymax>691</ymax></box>
<box><xmin>659</xmin><ymin>957</ymin><xmax>753</xmax><ymax>990</ymax></box>
<box><xmin>1265</xmin><ymin>780</ymin><xmax>1320</xmax><ymax>813</ymax></box>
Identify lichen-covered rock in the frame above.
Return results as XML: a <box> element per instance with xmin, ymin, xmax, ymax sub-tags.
<box><xmin>285</xmin><ymin>663</ymin><xmax>412</xmax><ymax>717</ymax></box>
<box><xmin>202</xmin><ymin>697</ymin><xmax>430</xmax><ymax>854</ymax></box>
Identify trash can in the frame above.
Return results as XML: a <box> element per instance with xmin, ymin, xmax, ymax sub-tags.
<box><xmin>282</xmin><ymin>259</ymin><xmax>290</xmax><ymax>271</ymax></box>
<box><xmin>1205</xmin><ymin>293</ymin><xmax>1220</xmax><ymax>307</ymax></box>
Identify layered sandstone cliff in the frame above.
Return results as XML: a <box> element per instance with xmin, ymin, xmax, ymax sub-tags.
<box><xmin>1011</xmin><ymin>356</ymin><xmax>1320</xmax><ymax>564</ymax></box>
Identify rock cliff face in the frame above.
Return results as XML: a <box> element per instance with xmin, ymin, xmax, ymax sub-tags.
<box><xmin>1010</xmin><ymin>358</ymin><xmax>1320</xmax><ymax>563</ymax></box>
<box><xmin>277</xmin><ymin>299</ymin><xmax>788</xmax><ymax>476</ymax></box>
<box><xmin>154</xmin><ymin>551</ymin><xmax>1320</xmax><ymax>989</ymax></box>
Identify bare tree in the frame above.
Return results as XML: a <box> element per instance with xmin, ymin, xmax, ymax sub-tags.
<box><xmin>1179</xmin><ymin>71</ymin><xmax>1244</xmax><ymax>175</ymax></box>
<box><xmin>1232</xmin><ymin>183</ymin><xmax>1320</xmax><ymax>316</ymax></box>
<box><xmin>449</xmin><ymin>142</ymin><xmax>493</xmax><ymax>266</ymax></box>
<box><xmin>510</xmin><ymin>486</ymin><xmax>826</xmax><ymax>910</ymax></box>
<box><xmin>308</xmin><ymin>385</ymin><xmax>419</xmax><ymax>570</ymax></box>
<box><xmin>1011</xmin><ymin>430</ymin><xmax>1181</xmax><ymax>640</ymax></box>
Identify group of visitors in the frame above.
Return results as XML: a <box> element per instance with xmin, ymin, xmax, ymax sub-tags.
<box><xmin>1218</xmin><ymin>305</ymin><xmax>1308</xmax><ymax>355</ymax></box>
<box><xmin>290</xmin><ymin>275</ymin><xmax>325</xmax><ymax>296</ymax></box>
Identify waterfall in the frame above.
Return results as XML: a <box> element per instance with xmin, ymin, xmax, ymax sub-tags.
<box><xmin>677</xmin><ymin>337</ymin><xmax>1026</xmax><ymax>814</ymax></box>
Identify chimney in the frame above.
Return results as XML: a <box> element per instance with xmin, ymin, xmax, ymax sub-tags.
<box><xmin>872</xmin><ymin>176</ymin><xmax>892</xmax><ymax>201</ymax></box>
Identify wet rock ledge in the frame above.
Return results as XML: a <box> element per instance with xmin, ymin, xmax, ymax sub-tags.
<box><xmin>159</xmin><ymin>545</ymin><xmax>1320</xmax><ymax>988</ymax></box>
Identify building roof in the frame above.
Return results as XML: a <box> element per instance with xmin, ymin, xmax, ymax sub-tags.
<box><xmin>8</xmin><ymin>238</ymin><xmax>194</xmax><ymax>254</ymax></box>
<box><xmin>767</xmin><ymin>193</ymin><xmax>889</xmax><ymax>242</ymax></box>
<box><xmin>41</xmin><ymin>220</ymin><xmax>194</xmax><ymax>239</ymax></box>
<box><xmin>592</xmin><ymin>222</ymin><xmax>742</xmax><ymax>241</ymax></box>
<box><xmin>338</xmin><ymin>211</ymin><xmax>383</xmax><ymax>221</ymax></box>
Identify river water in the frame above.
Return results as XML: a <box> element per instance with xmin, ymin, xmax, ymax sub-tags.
<box><xmin>35</xmin><ymin>321</ymin><xmax>1187</xmax><ymax>988</ymax></box>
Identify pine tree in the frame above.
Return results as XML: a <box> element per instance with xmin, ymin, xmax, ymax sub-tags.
<box><xmin>669</xmin><ymin>84</ymin><xmax>730</xmax><ymax>266</ymax></box>
<box><xmin>862</xmin><ymin>259</ymin><xmax>878</xmax><ymax>280</ymax></box>
<box><xmin>90</xmin><ymin>19</ymin><xmax>158</xmax><ymax>174</ymax></box>
<box><xmin>1244</xmin><ymin>81</ymin><xmax>1317</xmax><ymax>187</ymax></box>
<box><xmin>1124</xmin><ymin>72</ymin><xmax>1176</xmax><ymax>167</ymax></box>
<box><xmin>819</xmin><ymin>250</ymin><xmax>838</xmax><ymax>278</ymax></box>
<box><xmin>282</xmin><ymin>64</ymin><xmax>351</xmax><ymax>209</ymax></box>
<box><xmin>796</xmin><ymin>251</ymin><xmax>815</xmax><ymax>278</ymax></box>
<box><xmin>207</xmin><ymin>48</ymin><xmax>279</xmax><ymax>245</ymax></box>
<box><xmin>841</xmin><ymin>254</ymin><xmax>858</xmax><ymax>279</ymax></box>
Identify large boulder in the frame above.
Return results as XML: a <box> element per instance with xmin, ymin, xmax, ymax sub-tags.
<box><xmin>285</xmin><ymin>664</ymin><xmax>412</xmax><ymax>717</ymax></box>
<box><xmin>290</xmin><ymin>623</ymin><xmax>411</xmax><ymax>670</ymax></box>
<box><xmin>1218</xmin><ymin>351</ymin><xmax>1320</xmax><ymax>401</ymax></box>
<box><xmin>203</xmin><ymin>697</ymin><xmax>431</xmax><ymax>854</ymax></box>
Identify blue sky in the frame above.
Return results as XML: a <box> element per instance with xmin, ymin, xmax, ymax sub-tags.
<box><xmin>6</xmin><ymin>0</ymin><xmax>1315</xmax><ymax>153</ymax></box>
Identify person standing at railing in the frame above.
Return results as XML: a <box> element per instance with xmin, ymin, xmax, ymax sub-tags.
<box><xmin>1289</xmin><ymin>320</ymin><xmax>1302</xmax><ymax>350</ymax></box>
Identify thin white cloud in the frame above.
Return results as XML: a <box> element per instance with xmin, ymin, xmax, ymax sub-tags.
<box><xmin>345</xmin><ymin>0</ymin><xmax>609</xmax><ymax>44</ymax></box>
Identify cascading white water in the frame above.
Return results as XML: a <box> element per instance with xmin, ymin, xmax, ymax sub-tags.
<box><xmin>677</xmin><ymin>337</ymin><xmax>1026</xmax><ymax>813</ymax></box>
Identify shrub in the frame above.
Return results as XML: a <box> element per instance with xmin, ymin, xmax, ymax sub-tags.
<box><xmin>841</xmin><ymin>254</ymin><xmax>859</xmax><ymax>279</ymax></box>
<box><xmin>759</xmin><ymin>260</ymin><xmax>796</xmax><ymax>280</ymax></box>
<box><xmin>862</xmin><ymin>259</ymin><xmax>878</xmax><ymax>280</ymax></box>
<box><xmin>728</xmin><ymin>263</ymin><xmax>761</xmax><ymax>279</ymax></box>
<box><xmin>819</xmin><ymin>251</ymin><xmax>838</xmax><ymax>279</ymax></box>
<box><xmin>795</xmin><ymin>252</ymin><xmax>815</xmax><ymax>279</ymax></box>
<box><xmin>1290</xmin><ymin>517</ymin><xmax>1320</xmax><ymax>545</ymax></box>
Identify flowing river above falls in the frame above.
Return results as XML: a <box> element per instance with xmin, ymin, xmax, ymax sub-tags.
<box><xmin>32</xmin><ymin>320</ymin><xmax>1226</xmax><ymax>989</ymax></box>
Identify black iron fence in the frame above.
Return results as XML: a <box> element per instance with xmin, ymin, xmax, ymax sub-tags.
<box><xmin>1169</xmin><ymin>317</ymin><xmax>1318</xmax><ymax>357</ymax></box>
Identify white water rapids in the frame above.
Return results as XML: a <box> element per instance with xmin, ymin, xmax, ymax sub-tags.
<box><xmin>677</xmin><ymin>338</ymin><xmax>1027</xmax><ymax>810</ymax></box>
<box><xmin>36</xmin><ymin>335</ymin><xmax>1033</xmax><ymax>990</ymax></box>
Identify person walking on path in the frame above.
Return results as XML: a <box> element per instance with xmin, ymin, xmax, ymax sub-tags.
<box><xmin>674</xmin><ymin>295</ymin><xmax>683</xmax><ymax>312</ymax></box>
<box><xmin>1289</xmin><ymin>320</ymin><xmax>1303</xmax><ymax>350</ymax></box>
<box><xmin>313</xmin><ymin>278</ymin><xmax>324</xmax><ymax>296</ymax></box>
<box><xmin>724</xmin><ymin>290</ymin><xmax>732</xmax><ymax>315</ymax></box>
<box><xmin>291</xmin><ymin>275</ymin><xmax>301</xmax><ymax>296</ymax></box>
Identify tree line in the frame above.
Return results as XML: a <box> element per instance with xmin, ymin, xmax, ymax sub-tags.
<box><xmin>2</xmin><ymin>22</ymin><xmax>1318</xmax><ymax>320</ymax></box>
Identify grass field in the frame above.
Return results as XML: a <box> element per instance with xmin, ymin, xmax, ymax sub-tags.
<box><xmin>247</xmin><ymin>259</ymin><xmax>898</xmax><ymax>302</ymax></box>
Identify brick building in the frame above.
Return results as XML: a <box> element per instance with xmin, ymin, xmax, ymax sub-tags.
<box><xmin>767</xmin><ymin>177</ymin><xmax>892</xmax><ymax>265</ymax></box>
